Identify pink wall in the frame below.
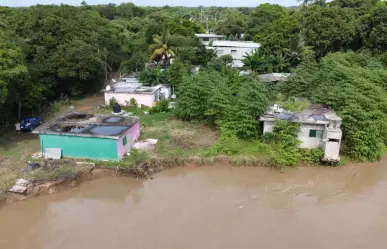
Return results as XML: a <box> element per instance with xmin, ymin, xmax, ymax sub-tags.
<box><xmin>105</xmin><ymin>92</ymin><xmax>156</xmax><ymax>107</ymax></box>
<box><xmin>117</xmin><ymin>121</ymin><xmax>141</xmax><ymax>160</ymax></box>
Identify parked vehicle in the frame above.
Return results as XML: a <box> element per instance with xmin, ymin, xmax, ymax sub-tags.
<box><xmin>20</xmin><ymin>117</ymin><xmax>43</xmax><ymax>131</ymax></box>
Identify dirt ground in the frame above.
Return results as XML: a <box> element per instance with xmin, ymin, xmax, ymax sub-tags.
<box><xmin>72</xmin><ymin>94</ymin><xmax>105</xmax><ymax>112</ymax></box>
<box><xmin>0</xmin><ymin>94</ymin><xmax>106</xmax><ymax>197</ymax></box>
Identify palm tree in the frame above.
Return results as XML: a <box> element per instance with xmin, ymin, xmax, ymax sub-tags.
<box><xmin>271</xmin><ymin>53</ymin><xmax>290</xmax><ymax>73</ymax></box>
<box><xmin>284</xmin><ymin>34</ymin><xmax>313</xmax><ymax>67</ymax></box>
<box><xmin>149</xmin><ymin>29</ymin><xmax>175</xmax><ymax>67</ymax></box>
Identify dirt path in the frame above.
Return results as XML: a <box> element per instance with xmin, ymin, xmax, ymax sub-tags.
<box><xmin>72</xmin><ymin>94</ymin><xmax>105</xmax><ymax>112</ymax></box>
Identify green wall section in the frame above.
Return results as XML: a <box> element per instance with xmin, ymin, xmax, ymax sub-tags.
<box><xmin>40</xmin><ymin>134</ymin><xmax>118</xmax><ymax>161</ymax></box>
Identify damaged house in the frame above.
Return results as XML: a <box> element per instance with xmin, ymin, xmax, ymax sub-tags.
<box><xmin>33</xmin><ymin>112</ymin><xmax>140</xmax><ymax>161</ymax></box>
<box><xmin>259</xmin><ymin>104</ymin><xmax>342</xmax><ymax>162</ymax></box>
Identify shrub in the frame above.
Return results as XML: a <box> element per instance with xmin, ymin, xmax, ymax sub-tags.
<box><xmin>149</xmin><ymin>100</ymin><xmax>169</xmax><ymax>114</ymax></box>
<box><xmin>263</xmin><ymin>120</ymin><xmax>303</xmax><ymax>168</ymax></box>
<box><xmin>270</xmin><ymin>147</ymin><xmax>301</xmax><ymax>168</ymax></box>
<box><xmin>300</xmin><ymin>148</ymin><xmax>324</xmax><ymax>165</ymax></box>
<box><xmin>109</xmin><ymin>97</ymin><xmax>118</xmax><ymax>107</ymax></box>
<box><xmin>262</xmin><ymin>120</ymin><xmax>301</xmax><ymax>147</ymax></box>
<box><xmin>210</xmin><ymin>127</ymin><xmax>240</xmax><ymax>155</ymax></box>
<box><xmin>130</xmin><ymin>98</ymin><xmax>138</xmax><ymax>107</ymax></box>
<box><xmin>49</xmin><ymin>102</ymin><xmax>62</xmax><ymax>113</ymax></box>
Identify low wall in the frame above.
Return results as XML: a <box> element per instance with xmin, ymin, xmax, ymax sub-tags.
<box><xmin>105</xmin><ymin>92</ymin><xmax>155</xmax><ymax>107</ymax></box>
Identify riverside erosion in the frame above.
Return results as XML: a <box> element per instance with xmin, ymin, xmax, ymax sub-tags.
<box><xmin>1</xmin><ymin>161</ymin><xmax>387</xmax><ymax>249</ymax></box>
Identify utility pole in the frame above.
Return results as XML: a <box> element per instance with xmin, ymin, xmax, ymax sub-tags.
<box><xmin>200</xmin><ymin>5</ymin><xmax>203</xmax><ymax>21</ymax></box>
<box><xmin>206</xmin><ymin>16</ymin><xmax>209</xmax><ymax>33</ymax></box>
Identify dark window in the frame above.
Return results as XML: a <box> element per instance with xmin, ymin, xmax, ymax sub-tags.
<box><xmin>123</xmin><ymin>136</ymin><xmax>127</xmax><ymax>146</ymax></box>
<box><xmin>309</xmin><ymin>129</ymin><xmax>323</xmax><ymax>138</ymax></box>
<box><xmin>202</xmin><ymin>37</ymin><xmax>209</xmax><ymax>41</ymax></box>
<box><xmin>231</xmin><ymin>49</ymin><xmax>237</xmax><ymax>53</ymax></box>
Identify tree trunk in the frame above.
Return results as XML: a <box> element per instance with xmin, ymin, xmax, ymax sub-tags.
<box><xmin>18</xmin><ymin>100</ymin><xmax>22</xmax><ymax>120</ymax></box>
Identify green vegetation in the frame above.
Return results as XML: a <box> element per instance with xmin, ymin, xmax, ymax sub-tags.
<box><xmin>281</xmin><ymin>52</ymin><xmax>387</xmax><ymax>161</ymax></box>
<box><xmin>1</xmin><ymin>0</ymin><xmax>387</xmax><ymax>192</ymax></box>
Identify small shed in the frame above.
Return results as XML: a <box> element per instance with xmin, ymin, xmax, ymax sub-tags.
<box><xmin>33</xmin><ymin>112</ymin><xmax>140</xmax><ymax>161</ymax></box>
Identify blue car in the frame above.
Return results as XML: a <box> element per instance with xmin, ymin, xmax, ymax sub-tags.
<box><xmin>21</xmin><ymin>117</ymin><xmax>43</xmax><ymax>131</ymax></box>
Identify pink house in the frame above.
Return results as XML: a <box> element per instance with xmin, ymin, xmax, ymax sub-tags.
<box><xmin>117</xmin><ymin>120</ymin><xmax>140</xmax><ymax>159</ymax></box>
<box><xmin>103</xmin><ymin>77</ymin><xmax>172</xmax><ymax>107</ymax></box>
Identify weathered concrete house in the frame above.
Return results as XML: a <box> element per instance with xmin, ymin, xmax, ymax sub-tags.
<box><xmin>207</xmin><ymin>40</ymin><xmax>261</xmax><ymax>67</ymax></box>
<box><xmin>195</xmin><ymin>33</ymin><xmax>260</xmax><ymax>68</ymax></box>
<box><xmin>33</xmin><ymin>112</ymin><xmax>140</xmax><ymax>161</ymax></box>
<box><xmin>260</xmin><ymin>104</ymin><xmax>342</xmax><ymax>161</ymax></box>
<box><xmin>103</xmin><ymin>77</ymin><xmax>172</xmax><ymax>107</ymax></box>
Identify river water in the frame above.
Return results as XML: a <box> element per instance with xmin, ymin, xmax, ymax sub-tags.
<box><xmin>1</xmin><ymin>162</ymin><xmax>387</xmax><ymax>249</ymax></box>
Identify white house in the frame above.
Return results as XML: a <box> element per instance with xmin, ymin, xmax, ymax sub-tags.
<box><xmin>260</xmin><ymin>104</ymin><xmax>343</xmax><ymax>162</ymax></box>
<box><xmin>103</xmin><ymin>77</ymin><xmax>172</xmax><ymax>107</ymax></box>
<box><xmin>195</xmin><ymin>33</ymin><xmax>225</xmax><ymax>45</ymax></box>
<box><xmin>208</xmin><ymin>40</ymin><xmax>260</xmax><ymax>67</ymax></box>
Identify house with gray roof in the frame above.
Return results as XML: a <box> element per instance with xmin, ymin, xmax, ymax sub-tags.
<box><xmin>260</xmin><ymin>104</ymin><xmax>343</xmax><ymax>162</ymax></box>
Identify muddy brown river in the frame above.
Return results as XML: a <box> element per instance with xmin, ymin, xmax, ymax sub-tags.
<box><xmin>1</xmin><ymin>162</ymin><xmax>387</xmax><ymax>249</ymax></box>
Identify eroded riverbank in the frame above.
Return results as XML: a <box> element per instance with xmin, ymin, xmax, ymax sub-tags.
<box><xmin>1</xmin><ymin>161</ymin><xmax>387</xmax><ymax>249</ymax></box>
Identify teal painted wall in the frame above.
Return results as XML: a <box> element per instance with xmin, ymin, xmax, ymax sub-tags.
<box><xmin>40</xmin><ymin>134</ymin><xmax>118</xmax><ymax>160</ymax></box>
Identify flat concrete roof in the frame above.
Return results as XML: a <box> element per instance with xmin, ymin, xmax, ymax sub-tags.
<box><xmin>195</xmin><ymin>33</ymin><xmax>225</xmax><ymax>38</ymax></box>
<box><xmin>259</xmin><ymin>73</ymin><xmax>292</xmax><ymax>82</ymax></box>
<box><xmin>103</xmin><ymin>81</ymin><xmax>161</xmax><ymax>95</ymax></box>
<box><xmin>211</xmin><ymin>40</ymin><xmax>260</xmax><ymax>48</ymax></box>
<box><xmin>260</xmin><ymin>104</ymin><xmax>341</xmax><ymax>125</ymax></box>
<box><xmin>33</xmin><ymin>112</ymin><xmax>139</xmax><ymax>139</ymax></box>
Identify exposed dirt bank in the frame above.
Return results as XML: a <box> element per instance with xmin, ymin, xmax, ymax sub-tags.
<box><xmin>0</xmin><ymin>154</ymin><xmax>281</xmax><ymax>208</ymax></box>
<box><xmin>1</xmin><ymin>163</ymin><xmax>162</xmax><ymax>208</ymax></box>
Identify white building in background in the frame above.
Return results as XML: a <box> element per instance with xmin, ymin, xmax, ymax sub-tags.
<box><xmin>103</xmin><ymin>77</ymin><xmax>172</xmax><ymax>108</ymax></box>
<box><xmin>259</xmin><ymin>104</ymin><xmax>343</xmax><ymax>162</ymax></box>
<box><xmin>208</xmin><ymin>40</ymin><xmax>261</xmax><ymax>67</ymax></box>
<box><xmin>195</xmin><ymin>33</ymin><xmax>260</xmax><ymax>68</ymax></box>
<box><xmin>195</xmin><ymin>33</ymin><xmax>225</xmax><ymax>45</ymax></box>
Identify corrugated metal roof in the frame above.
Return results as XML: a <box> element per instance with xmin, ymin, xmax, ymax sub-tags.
<box><xmin>211</xmin><ymin>40</ymin><xmax>260</xmax><ymax>48</ymax></box>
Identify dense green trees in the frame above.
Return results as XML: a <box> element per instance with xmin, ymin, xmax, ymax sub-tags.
<box><xmin>0</xmin><ymin>34</ymin><xmax>27</xmax><ymax>104</ymax></box>
<box><xmin>242</xmin><ymin>49</ymin><xmax>289</xmax><ymax>73</ymax></box>
<box><xmin>176</xmin><ymin>68</ymin><xmax>269</xmax><ymax>139</ymax></box>
<box><xmin>281</xmin><ymin>52</ymin><xmax>387</xmax><ymax>161</ymax></box>
<box><xmin>2</xmin><ymin>1</ymin><xmax>387</xmax><ymax>163</ymax></box>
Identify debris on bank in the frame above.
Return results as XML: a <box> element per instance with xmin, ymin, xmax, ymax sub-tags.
<box><xmin>9</xmin><ymin>179</ymin><xmax>31</xmax><ymax>194</ymax></box>
<box><xmin>133</xmin><ymin>138</ymin><xmax>158</xmax><ymax>151</ymax></box>
<box><xmin>31</xmin><ymin>151</ymin><xmax>43</xmax><ymax>159</ymax></box>
<box><xmin>28</xmin><ymin>162</ymin><xmax>41</xmax><ymax>170</ymax></box>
